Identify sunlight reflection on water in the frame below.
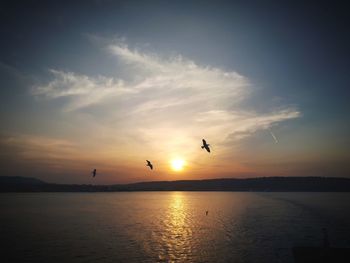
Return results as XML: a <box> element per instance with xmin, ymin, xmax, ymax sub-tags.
<box><xmin>160</xmin><ymin>193</ymin><xmax>190</xmax><ymax>261</ymax></box>
<box><xmin>1</xmin><ymin>192</ymin><xmax>350</xmax><ymax>263</ymax></box>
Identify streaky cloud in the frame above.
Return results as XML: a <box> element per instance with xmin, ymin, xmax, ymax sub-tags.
<box><xmin>32</xmin><ymin>40</ymin><xmax>300</xmax><ymax>156</ymax></box>
<box><xmin>32</xmin><ymin>69</ymin><xmax>133</xmax><ymax>111</ymax></box>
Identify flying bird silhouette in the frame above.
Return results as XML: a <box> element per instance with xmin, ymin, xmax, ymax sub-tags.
<box><xmin>92</xmin><ymin>169</ymin><xmax>96</xmax><ymax>177</ymax></box>
<box><xmin>146</xmin><ymin>160</ymin><xmax>153</xmax><ymax>170</ymax></box>
<box><xmin>201</xmin><ymin>139</ymin><xmax>211</xmax><ymax>153</ymax></box>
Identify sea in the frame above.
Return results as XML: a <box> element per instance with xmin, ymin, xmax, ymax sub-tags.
<box><xmin>1</xmin><ymin>192</ymin><xmax>350</xmax><ymax>262</ymax></box>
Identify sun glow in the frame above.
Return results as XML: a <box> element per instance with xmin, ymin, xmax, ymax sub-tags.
<box><xmin>171</xmin><ymin>159</ymin><xmax>185</xmax><ymax>171</ymax></box>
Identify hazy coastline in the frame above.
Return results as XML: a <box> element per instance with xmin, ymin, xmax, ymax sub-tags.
<box><xmin>1</xmin><ymin>176</ymin><xmax>350</xmax><ymax>192</ymax></box>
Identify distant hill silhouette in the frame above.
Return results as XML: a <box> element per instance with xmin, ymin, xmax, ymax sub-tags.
<box><xmin>1</xmin><ymin>176</ymin><xmax>350</xmax><ymax>192</ymax></box>
<box><xmin>0</xmin><ymin>176</ymin><xmax>46</xmax><ymax>191</ymax></box>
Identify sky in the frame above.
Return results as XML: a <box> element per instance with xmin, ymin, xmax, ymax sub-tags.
<box><xmin>0</xmin><ymin>0</ymin><xmax>349</xmax><ymax>184</ymax></box>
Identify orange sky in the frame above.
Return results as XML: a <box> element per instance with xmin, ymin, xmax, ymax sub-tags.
<box><xmin>1</xmin><ymin>2</ymin><xmax>350</xmax><ymax>184</ymax></box>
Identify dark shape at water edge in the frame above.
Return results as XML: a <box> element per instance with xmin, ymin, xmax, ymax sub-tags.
<box><xmin>0</xmin><ymin>176</ymin><xmax>46</xmax><ymax>185</ymax></box>
<box><xmin>1</xmin><ymin>176</ymin><xmax>350</xmax><ymax>192</ymax></box>
<box><xmin>0</xmin><ymin>176</ymin><xmax>47</xmax><ymax>192</ymax></box>
<box><xmin>293</xmin><ymin>247</ymin><xmax>350</xmax><ymax>263</ymax></box>
<box><xmin>293</xmin><ymin>228</ymin><xmax>350</xmax><ymax>263</ymax></box>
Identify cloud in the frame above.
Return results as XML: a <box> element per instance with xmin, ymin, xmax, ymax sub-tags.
<box><xmin>0</xmin><ymin>134</ymin><xmax>78</xmax><ymax>162</ymax></box>
<box><xmin>32</xmin><ymin>69</ymin><xmax>135</xmax><ymax>111</ymax></box>
<box><xmin>0</xmin><ymin>133</ymin><xmax>141</xmax><ymax>183</ymax></box>
<box><xmin>32</xmin><ymin>40</ymin><xmax>300</xmax><ymax>158</ymax></box>
<box><xmin>195</xmin><ymin>109</ymin><xmax>299</xmax><ymax>142</ymax></box>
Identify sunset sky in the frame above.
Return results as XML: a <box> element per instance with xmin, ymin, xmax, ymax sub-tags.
<box><xmin>1</xmin><ymin>0</ymin><xmax>349</xmax><ymax>184</ymax></box>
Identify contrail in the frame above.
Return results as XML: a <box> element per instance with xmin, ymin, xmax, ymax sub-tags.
<box><xmin>269</xmin><ymin>129</ymin><xmax>278</xmax><ymax>144</ymax></box>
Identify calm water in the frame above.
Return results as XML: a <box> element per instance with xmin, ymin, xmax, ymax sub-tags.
<box><xmin>1</xmin><ymin>192</ymin><xmax>350</xmax><ymax>262</ymax></box>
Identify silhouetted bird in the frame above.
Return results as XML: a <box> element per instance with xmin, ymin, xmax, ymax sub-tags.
<box><xmin>206</xmin><ymin>210</ymin><xmax>209</xmax><ymax>216</ymax></box>
<box><xmin>146</xmin><ymin>160</ymin><xmax>153</xmax><ymax>170</ymax></box>
<box><xmin>92</xmin><ymin>169</ymin><xmax>96</xmax><ymax>177</ymax></box>
<box><xmin>201</xmin><ymin>139</ymin><xmax>211</xmax><ymax>153</ymax></box>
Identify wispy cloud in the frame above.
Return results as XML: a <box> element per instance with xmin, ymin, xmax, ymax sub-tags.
<box><xmin>31</xmin><ymin>40</ymin><xmax>300</xmax><ymax>170</ymax></box>
<box><xmin>0</xmin><ymin>134</ymin><xmax>78</xmax><ymax>161</ymax></box>
<box><xmin>33</xmin><ymin>69</ymin><xmax>134</xmax><ymax>111</ymax></box>
<box><xmin>195</xmin><ymin>109</ymin><xmax>299</xmax><ymax>143</ymax></box>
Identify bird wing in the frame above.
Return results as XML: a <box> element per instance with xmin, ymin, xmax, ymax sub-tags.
<box><xmin>205</xmin><ymin>145</ymin><xmax>210</xmax><ymax>152</ymax></box>
<box><xmin>202</xmin><ymin>139</ymin><xmax>206</xmax><ymax>145</ymax></box>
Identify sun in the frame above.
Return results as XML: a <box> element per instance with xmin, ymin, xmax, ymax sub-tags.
<box><xmin>171</xmin><ymin>159</ymin><xmax>186</xmax><ymax>171</ymax></box>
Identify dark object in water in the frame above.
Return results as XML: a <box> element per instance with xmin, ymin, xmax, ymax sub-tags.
<box><xmin>293</xmin><ymin>247</ymin><xmax>350</xmax><ymax>263</ymax></box>
<box><xmin>293</xmin><ymin>229</ymin><xmax>350</xmax><ymax>263</ymax></box>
